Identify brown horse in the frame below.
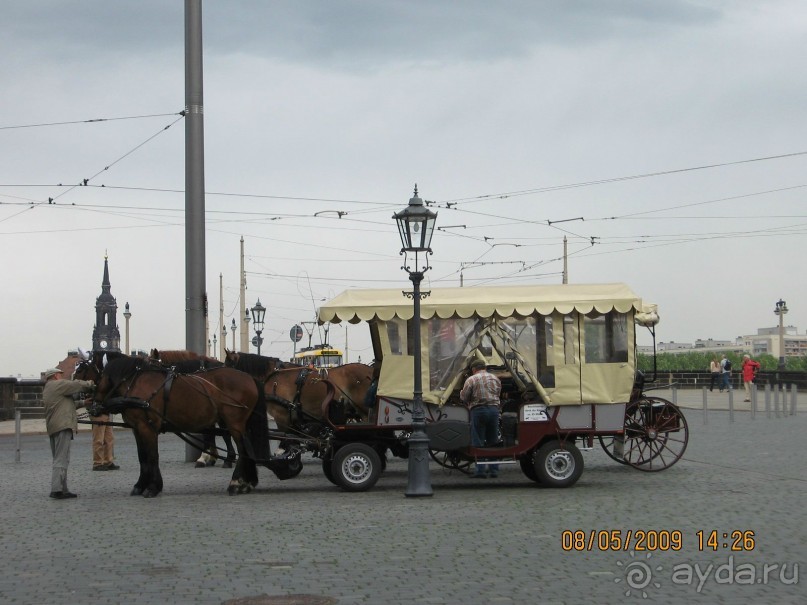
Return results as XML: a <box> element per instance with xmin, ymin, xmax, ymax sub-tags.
<box><xmin>92</xmin><ymin>355</ymin><xmax>269</xmax><ymax>497</ymax></box>
<box><xmin>262</xmin><ymin>363</ymin><xmax>375</xmax><ymax>438</ymax></box>
<box><xmin>149</xmin><ymin>349</ymin><xmax>236</xmax><ymax>467</ymax></box>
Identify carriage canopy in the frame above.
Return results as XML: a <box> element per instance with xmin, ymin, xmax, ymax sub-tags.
<box><xmin>319</xmin><ymin>283</ymin><xmax>657</xmax><ymax>407</ymax></box>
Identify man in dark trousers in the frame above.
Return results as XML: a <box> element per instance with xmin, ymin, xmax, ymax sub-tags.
<box><xmin>460</xmin><ymin>359</ymin><xmax>502</xmax><ymax>478</ymax></box>
<box><xmin>42</xmin><ymin>367</ymin><xmax>95</xmax><ymax>499</ymax></box>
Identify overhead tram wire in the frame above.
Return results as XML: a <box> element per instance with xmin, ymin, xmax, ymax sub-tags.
<box><xmin>0</xmin><ymin>114</ymin><xmax>185</xmax><ymax>225</ymax></box>
<box><xmin>0</xmin><ymin>111</ymin><xmax>185</xmax><ymax>130</ymax></box>
<box><xmin>438</xmin><ymin>150</ymin><xmax>807</xmax><ymax>206</ymax></box>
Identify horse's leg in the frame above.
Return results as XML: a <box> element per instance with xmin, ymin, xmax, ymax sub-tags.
<box><xmin>227</xmin><ymin>430</ymin><xmax>250</xmax><ymax>495</ymax></box>
<box><xmin>130</xmin><ymin>427</ymin><xmax>149</xmax><ymax>496</ymax></box>
<box><xmin>222</xmin><ymin>432</ymin><xmax>235</xmax><ymax>469</ymax></box>
<box><xmin>141</xmin><ymin>430</ymin><xmax>162</xmax><ymax>498</ymax></box>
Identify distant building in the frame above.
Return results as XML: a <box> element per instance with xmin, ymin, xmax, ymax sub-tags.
<box><xmin>640</xmin><ymin>325</ymin><xmax>805</xmax><ymax>359</ymax></box>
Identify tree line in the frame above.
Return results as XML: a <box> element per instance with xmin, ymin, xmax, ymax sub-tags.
<box><xmin>637</xmin><ymin>351</ymin><xmax>807</xmax><ymax>372</ymax></box>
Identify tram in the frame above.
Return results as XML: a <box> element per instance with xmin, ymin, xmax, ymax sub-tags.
<box><xmin>292</xmin><ymin>344</ymin><xmax>344</xmax><ymax>369</ymax></box>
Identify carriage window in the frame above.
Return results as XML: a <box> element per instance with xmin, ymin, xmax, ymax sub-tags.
<box><xmin>539</xmin><ymin>316</ymin><xmax>555</xmax><ymax>387</ymax></box>
<box><xmin>584</xmin><ymin>311</ymin><xmax>628</xmax><ymax>363</ymax></box>
<box><xmin>387</xmin><ymin>319</ymin><xmax>405</xmax><ymax>355</ymax></box>
<box><xmin>428</xmin><ymin>318</ymin><xmax>482</xmax><ymax>391</ymax></box>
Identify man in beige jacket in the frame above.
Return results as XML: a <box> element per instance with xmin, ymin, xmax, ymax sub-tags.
<box><xmin>42</xmin><ymin>367</ymin><xmax>95</xmax><ymax>499</ymax></box>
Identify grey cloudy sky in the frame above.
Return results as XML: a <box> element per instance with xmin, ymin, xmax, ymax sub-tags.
<box><xmin>1</xmin><ymin>1</ymin><xmax>805</xmax><ymax>376</ymax></box>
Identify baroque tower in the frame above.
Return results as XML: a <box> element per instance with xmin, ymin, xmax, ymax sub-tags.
<box><xmin>91</xmin><ymin>255</ymin><xmax>121</xmax><ymax>352</ymax></box>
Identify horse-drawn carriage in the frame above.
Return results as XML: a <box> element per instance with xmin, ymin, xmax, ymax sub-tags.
<box><xmin>78</xmin><ymin>281</ymin><xmax>688</xmax><ymax>497</ymax></box>
<box><xmin>314</xmin><ymin>282</ymin><xmax>689</xmax><ymax>491</ymax></box>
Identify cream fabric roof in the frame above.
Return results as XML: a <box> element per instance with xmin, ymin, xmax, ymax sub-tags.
<box><xmin>318</xmin><ymin>283</ymin><xmax>644</xmax><ymax>324</ymax></box>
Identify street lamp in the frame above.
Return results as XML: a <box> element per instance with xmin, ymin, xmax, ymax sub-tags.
<box><xmin>393</xmin><ymin>184</ymin><xmax>437</xmax><ymax>498</ymax></box>
<box><xmin>244</xmin><ymin>308</ymin><xmax>251</xmax><ymax>350</ymax></box>
<box><xmin>251</xmin><ymin>298</ymin><xmax>266</xmax><ymax>355</ymax></box>
<box><xmin>123</xmin><ymin>302</ymin><xmax>131</xmax><ymax>355</ymax></box>
<box><xmin>212</xmin><ymin>332</ymin><xmax>217</xmax><ymax>359</ymax></box>
<box><xmin>231</xmin><ymin>318</ymin><xmax>237</xmax><ymax>351</ymax></box>
<box><xmin>774</xmin><ymin>299</ymin><xmax>789</xmax><ymax>370</ymax></box>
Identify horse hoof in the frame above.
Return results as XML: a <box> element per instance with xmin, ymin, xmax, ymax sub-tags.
<box><xmin>195</xmin><ymin>462</ymin><xmax>205</xmax><ymax>468</ymax></box>
<box><xmin>205</xmin><ymin>460</ymin><xmax>216</xmax><ymax>467</ymax></box>
<box><xmin>130</xmin><ymin>487</ymin><xmax>144</xmax><ymax>496</ymax></box>
<box><xmin>237</xmin><ymin>484</ymin><xmax>252</xmax><ymax>495</ymax></box>
<box><xmin>142</xmin><ymin>490</ymin><xmax>159</xmax><ymax>498</ymax></box>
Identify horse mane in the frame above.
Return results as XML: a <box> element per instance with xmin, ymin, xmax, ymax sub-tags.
<box><xmin>151</xmin><ymin>349</ymin><xmax>222</xmax><ymax>368</ymax></box>
<box><xmin>226</xmin><ymin>352</ymin><xmax>286</xmax><ymax>377</ymax></box>
<box><xmin>103</xmin><ymin>355</ymin><xmax>152</xmax><ymax>384</ymax></box>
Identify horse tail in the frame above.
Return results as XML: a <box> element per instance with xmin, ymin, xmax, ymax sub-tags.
<box><xmin>244</xmin><ymin>378</ymin><xmax>270</xmax><ymax>462</ymax></box>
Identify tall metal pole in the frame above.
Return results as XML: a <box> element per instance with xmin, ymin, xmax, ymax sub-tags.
<box><xmin>185</xmin><ymin>0</ymin><xmax>206</xmax><ymax>356</ymax></box>
<box><xmin>185</xmin><ymin>0</ymin><xmax>206</xmax><ymax>462</ymax></box>
<box><xmin>240</xmin><ymin>236</ymin><xmax>248</xmax><ymax>352</ymax></box>
<box><xmin>562</xmin><ymin>236</ymin><xmax>568</xmax><ymax>284</ymax></box>
<box><xmin>219</xmin><ymin>272</ymin><xmax>224</xmax><ymax>359</ymax></box>
<box><xmin>405</xmin><ymin>268</ymin><xmax>433</xmax><ymax>497</ymax></box>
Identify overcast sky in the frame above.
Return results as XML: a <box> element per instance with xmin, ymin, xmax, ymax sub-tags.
<box><xmin>2</xmin><ymin>1</ymin><xmax>805</xmax><ymax>377</ymax></box>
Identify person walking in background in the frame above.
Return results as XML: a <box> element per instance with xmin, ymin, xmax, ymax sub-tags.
<box><xmin>709</xmin><ymin>357</ymin><xmax>720</xmax><ymax>392</ymax></box>
<box><xmin>741</xmin><ymin>354</ymin><xmax>761</xmax><ymax>402</ymax></box>
<box><xmin>460</xmin><ymin>359</ymin><xmax>502</xmax><ymax>478</ymax></box>
<box><xmin>42</xmin><ymin>367</ymin><xmax>95</xmax><ymax>499</ymax></box>
<box><xmin>719</xmin><ymin>354</ymin><xmax>732</xmax><ymax>392</ymax></box>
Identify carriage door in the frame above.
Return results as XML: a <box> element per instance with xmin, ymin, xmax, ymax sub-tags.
<box><xmin>549</xmin><ymin>311</ymin><xmax>583</xmax><ymax>404</ymax></box>
<box><xmin>579</xmin><ymin>310</ymin><xmax>632</xmax><ymax>404</ymax></box>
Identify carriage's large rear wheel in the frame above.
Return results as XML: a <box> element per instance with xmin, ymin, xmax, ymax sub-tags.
<box><xmin>429</xmin><ymin>449</ymin><xmax>473</xmax><ymax>474</ymax></box>
<box><xmin>331</xmin><ymin>443</ymin><xmax>382</xmax><ymax>492</ymax></box>
<box><xmin>599</xmin><ymin>397</ymin><xmax>689</xmax><ymax>471</ymax></box>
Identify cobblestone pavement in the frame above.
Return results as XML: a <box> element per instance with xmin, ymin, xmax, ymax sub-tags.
<box><xmin>0</xmin><ymin>410</ymin><xmax>804</xmax><ymax>605</ymax></box>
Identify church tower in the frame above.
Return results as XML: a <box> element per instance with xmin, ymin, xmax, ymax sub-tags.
<box><xmin>91</xmin><ymin>254</ymin><xmax>121</xmax><ymax>352</ymax></box>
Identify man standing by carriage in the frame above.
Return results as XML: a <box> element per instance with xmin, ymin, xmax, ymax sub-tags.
<box><xmin>460</xmin><ymin>359</ymin><xmax>502</xmax><ymax>479</ymax></box>
<box><xmin>42</xmin><ymin>367</ymin><xmax>95</xmax><ymax>499</ymax></box>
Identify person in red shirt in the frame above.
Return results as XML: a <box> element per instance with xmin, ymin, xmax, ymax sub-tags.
<box><xmin>741</xmin><ymin>354</ymin><xmax>761</xmax><ymax>402</ymax></box>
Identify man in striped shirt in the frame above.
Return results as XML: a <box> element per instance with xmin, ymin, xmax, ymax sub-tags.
<box><xmin>460</xmin><ymin>359</ymin><xmax>502</xmax><ymax>478</ymax></box>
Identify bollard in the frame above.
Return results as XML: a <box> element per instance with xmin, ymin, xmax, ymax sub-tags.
<box><xmin>790</xmin><ymin>384</ymin><xmax>798</xmax><ymax>416</ymax></box>
<box><xmin>672</xmin><ymin>385</ymin><xmax>678</xmax><ymax>405</ymax></box>
<box><xmin>728</xmin><ymin>388</ymin><xmax>734</xmax><ymax>423</ymax></box>
<box><xmin>750</xmin><ymin>383</ymin><xmax>756</xmax><ymax>420</ymax></box>
<box><xmin>774</xmin><ymin>384</ymin><xmax>781</xmax><ymax>418</ymax></box>
<box><xmin>765</xmin><ymin>384</ymin><xmax>771</xmax><ymax>418</ymax></box>
<box><xmin>702</xmin><ymin>386</ymin><xmax>708</xmax><ymax>425</ymax></box>
<box><xmin>15</xmin><ymin>408</ymin><xmax>21</xmax><ymax>463</ymax></box>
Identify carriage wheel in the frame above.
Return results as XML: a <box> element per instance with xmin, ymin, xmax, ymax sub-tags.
<box><xmin>599</xmin><ymin>398</ymin><xmax>689</xmax><ymax>472</ymax></box>
<box><xmin>429</xmin><ymin>449</ymin><xmax>473</xmax><ymax>474</ymax></box>
<box><xmin>321</xmin><ymin>451</ymin><xmax>337</xmax><ymax>485</ymax></box>
<box><xmin>533</xmin><ymin>440</ymin><xmax>583</xmax><ymax>488</ymax></box>
<box><xmin>331</xmin><ymin>443</ymin><xmax>382</xmax><ymax>492</ymax></box>
<box><xmin>519</xmin><ymin>455</ymin><xmax>539</xmax><ymax>483</ymax></box>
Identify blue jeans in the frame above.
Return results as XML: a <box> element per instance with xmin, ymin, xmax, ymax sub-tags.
<box><xmin>721</xmin><ymin>373</ymin><xmax>731</xmax><ymax>391</ymax></box>
<box><xmin>470</xmin><ymin>405</ymin><xmax>500</xmax><ymax>475</ymax></box>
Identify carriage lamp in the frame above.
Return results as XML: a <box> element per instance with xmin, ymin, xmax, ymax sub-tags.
<box><xmin>393</xmin><ymin>185</ymin><xmax>437</xmax><ymax>498</ymax></box>
<box><xmin>231</xmin><ymin>318</ymin><xmax>237</xmax><ymax>351</ymax></box>
<box><xmin>251</xmin><ymin>298</ymin><xmax>266</xmax><ymax>355</ymax></box>
<box><xmin>774</xmin><ymin>299</ymin><xmax>788</xmax><ymax>371</ymax></box>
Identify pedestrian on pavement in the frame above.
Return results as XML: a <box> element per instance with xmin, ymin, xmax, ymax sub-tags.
<box><xmin>741</xmin><ymin>354</ymin><xmax>761</xmax><ymax>402</ymax></box>
<box><xmin>709</xmin><ymin>357</ymin><xmax>720</xmax><ymax>392</ymax></box>
<box><xmin>719</xmin><ymin>354</ymin><xmax>732</xmax><ymax>392</ymax></box>
<box><xmin>42</xmin><ymin>367</ymin><xmax>95</xmax><ymax>499</ymax></box>
<box><xmin>91</xmin><ymin>412</ymin><xmax>118</xmax><ymax>471</ymax></box>
<box><xmin>460</xmin><ymin>359</ymin><xmax>501</xmax><ymax>478</ymax></box>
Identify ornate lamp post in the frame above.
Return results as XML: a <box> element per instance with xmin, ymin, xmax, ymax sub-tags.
<box><xmin>123</xmin><ymin>302</ymin><xmax>131</xmax><ymax>355</ymax></box>
<box><xmin>251</xmin><ymin>298</ymin><xmax>266</xmax><ymax>355</ymax></box>
<box><xmin>774</xmin><ymin>299</ymin><xmax>789</xmax><ymax>370</ymax></box>
<box><xmin>231</xmin><ymin>318</ymin><xmax>237</xmax><ymax>351</ymax></box>
<box><xmin>212</xmin><ymin>332</ymin><xmax>217</xmax><ymax>358</ymax></box>
<box><xmin>393</xmin><ymin>185</ymin><xmax>437</xmax><ymax>497</ymax></box>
